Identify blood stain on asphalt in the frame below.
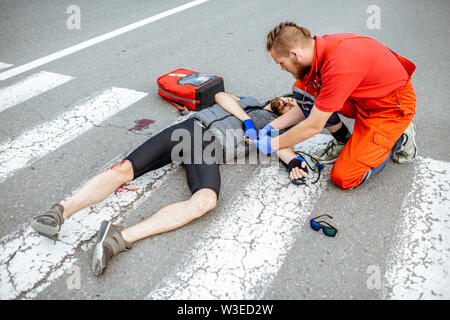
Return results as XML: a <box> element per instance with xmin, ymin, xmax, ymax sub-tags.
<box><xmin>129</xmin><ymin>119</ymin><xmax>154</xmax><ymax>132</ymax></box>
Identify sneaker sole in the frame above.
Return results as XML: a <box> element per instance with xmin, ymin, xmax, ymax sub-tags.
<box><xmin>411</xmin><ymin>121</ymin><xmax>418</xmax><ymax>160</ymax></box>
<box><xmin>91</xmin><ymin>220</ymin><xmax>112</xmax><ymax>276</ymax></box>
<box><xmin>30</xmin><ymin>219</ymin><xmax>59</xmax><ymax>240</ymax></box>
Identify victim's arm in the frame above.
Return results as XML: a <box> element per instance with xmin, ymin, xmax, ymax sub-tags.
<box><xmin>214</xmin><ymin>92</ymin><xmax>250</xmax><ymax>121</ymax></box>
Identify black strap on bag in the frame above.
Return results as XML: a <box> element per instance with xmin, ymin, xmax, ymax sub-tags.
<box><xmin>163</xmin><ymin>98</ymin><xmax>190</xmax><ymax>115</ymax></box>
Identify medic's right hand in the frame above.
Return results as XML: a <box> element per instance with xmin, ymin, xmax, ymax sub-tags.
<box><xmin>258</xmin><ymin>124</ymin><xmax>277</xmax><ymax>139</ymax></box>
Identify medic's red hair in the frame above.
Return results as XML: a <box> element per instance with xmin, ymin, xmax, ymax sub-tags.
<box><xmin>266</xmin><ymin>21</ymin><xmax>312</xmax><ymax>56</ymax></box>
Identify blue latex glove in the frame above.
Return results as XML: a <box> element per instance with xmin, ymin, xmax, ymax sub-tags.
<box><xmin>258</xmin><ymin>123</ymin><xmax>276</xmax><ymax>139</ymax></box>
<box><xmin>252</xmin><ymin>134</ymin><xmax>273</xmax><ymax>155</ymax></box>
<box><xmin>243</xmin><ymin>119</ymin><xmax>257</xmax><ymax>141</ymax></box>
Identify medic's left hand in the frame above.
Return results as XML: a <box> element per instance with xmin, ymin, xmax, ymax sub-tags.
<box><xmin>252</xmin><ymin>134</ymin><xmax>274</xmax><ymax>155</ymax></box>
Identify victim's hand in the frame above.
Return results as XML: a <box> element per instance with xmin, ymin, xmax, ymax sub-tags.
<box><xmin>288</xmin><ymin>157</ymin><xmax>308</xmax><ymax>180</ymax></box>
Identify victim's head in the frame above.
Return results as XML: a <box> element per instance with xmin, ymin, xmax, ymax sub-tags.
<box><xmin>267</xmin><ymin>96</ymin><xmax>298</xmax><ymax>115</ymax></box>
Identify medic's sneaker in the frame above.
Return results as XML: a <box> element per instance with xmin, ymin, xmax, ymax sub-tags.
<box><xmin>31</xmin><ymin>204</ymin><xmax>65</xmax><ymax>240</ymax></box>
<box><xmin>392</xmin><ymin>121</ymin><xmax>418</xmax><ymax>164</ymax></box>
<box><xmin>312</xmin><ymin>138</ymin><xmax>345</xmax><ymax>164</ymax></box>
<box><xmin>91</xmin><ymin>220</ymin><xmax>132</xmax><ymax>276</ymax></box>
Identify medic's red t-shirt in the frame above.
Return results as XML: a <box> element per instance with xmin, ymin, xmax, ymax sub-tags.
<box><xmin>307</xmin><ymin>33</ymin><xmax>410</xmax><ymax>113</ymax></box>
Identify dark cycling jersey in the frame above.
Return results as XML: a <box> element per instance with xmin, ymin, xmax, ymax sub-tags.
<box><xmin>191</xmin><ymin>96</ymin><xmax>278</xmax><ymax>162</ymax></box>
<box><xmin>125</xmin><ymin>96</ymin><xmax>277</xmax><ymax>198</ymax></box>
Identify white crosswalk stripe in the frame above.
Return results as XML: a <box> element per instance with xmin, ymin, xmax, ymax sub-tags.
<box><xmin>147</xmin><ymin>134</ymin><xmax>332</xmax><ymax>300</ymax></box>
<box><xmin>0</xmin><ymin>0</ymin><xmax>210</xmax><ymax>81</ymax></box>
<box><xmin>0</xmin><ymin>87</ymin><xmax>147</xmax><ymax>183</ymax></box>
<box><xmin>0</xmin><ymin>62</ymin><xmax>13</xmax><ymax>71</ymax></box>
<box><xmin>383</xmin><ymin>157</ymin><xmax>450</xmax><ymax>299</ymax></box>
<box><xmin>0</xmin><ymin>71</ymin><xmax>73</xmax><ymax>114</ymax></box>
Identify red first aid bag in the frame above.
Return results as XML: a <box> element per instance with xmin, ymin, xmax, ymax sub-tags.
<box><xmin>157</xmin><ymin>68</ymin><xmax>225</xmax><ymax>114</ymax></box>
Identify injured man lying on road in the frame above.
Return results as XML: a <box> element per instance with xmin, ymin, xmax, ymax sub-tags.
<box><xmin>30</xmin><ymin>92</ymin><xmax>309</xmax><ymax>276</ymax></box>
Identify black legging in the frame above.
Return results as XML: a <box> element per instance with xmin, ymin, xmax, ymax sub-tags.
<box><xmin>124</xmin><ymin>118</ymin><xmax>221</xmax><ymax>197</ymax></box>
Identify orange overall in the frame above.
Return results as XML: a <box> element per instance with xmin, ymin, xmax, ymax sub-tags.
<box><xmin>295</xmin><ymin>35</ymin><xmax>416</xmax><ymax>189</ymax></box>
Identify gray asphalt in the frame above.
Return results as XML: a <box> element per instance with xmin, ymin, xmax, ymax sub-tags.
<box><xmin>0</xmin><ymin>0</ymin><xmax>449</xmax><ymax>300</ymax></box>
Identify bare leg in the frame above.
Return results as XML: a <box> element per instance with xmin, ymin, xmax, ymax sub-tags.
<box><xmin>121</xmin><ymin>188</ymin><xmax>217</xmax><ymax>243</ymax></box>
<box><xmin>61</xmin><ymin>160</ymin><xmax>134</xmax><ymax>219</ymax></box>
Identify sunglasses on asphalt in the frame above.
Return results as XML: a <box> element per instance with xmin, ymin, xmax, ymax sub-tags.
<box><xmin>310</xmin><ymin>214</ymin><xmax>338</xmax><ymax>237</ymax></box>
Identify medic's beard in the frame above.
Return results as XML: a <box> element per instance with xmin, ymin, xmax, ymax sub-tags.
<box><xmin>293</xmin><ymin>60</ymin><xmax>311</xmax><ymax>80</ymax></box>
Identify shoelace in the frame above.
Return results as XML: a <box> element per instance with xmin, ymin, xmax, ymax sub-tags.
<box><xmin>318</xmin><ymin>139</ymin><xmax>339</xmax><ymax>157</ymax></box>
<box><xmin>395</xmin><ymin>134</ymin><xmax>409</xmax><ymax>156</ymax></box>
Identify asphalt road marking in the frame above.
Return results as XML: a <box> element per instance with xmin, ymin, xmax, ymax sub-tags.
<box><xmin>147</xmin><ymin>134</ymin><xmax>333</xmax><ymax>300</ymax></box>
<box><xmin>0</xmin><ymin>62</ymin><xmax>13</xmax><ymax>71</ymax></box>
<box><xmin>0</xmin><ymin>71</ymin><xmax>74</xmax><ymax>113</ymax></box>
<box><xmin>0</xmin><ymin>160</ymin><xmax>181</xmax><ymax>299</ymax></box>
<box><xmin>0</xmin><ymin>115</ymin><xmax>191</xmax><ymax>299</ymax></box>
<box><xmin>0</xmin><ymin>87</ymin><xmax>147</xmax><ymax>183</ymax></box>
<box><xmin>383</xmin><ymin>157</ymin><xmax>450</xmax><ymax>299</ymax></box>
<box><xmin>1</xmin><ymin>108</ymin><xmax>447</xmax><ymax>299</ymax></box>
<box><xmin>0</xmin><ymin>0</ymin><xmax>210</xmax><ymax>81</ymax></box>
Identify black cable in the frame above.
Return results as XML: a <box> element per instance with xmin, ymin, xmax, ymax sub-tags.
<box><xmin>288</xmin><ymin>150</ymin><xmax>324</xmax><ymax>186</ymax></box>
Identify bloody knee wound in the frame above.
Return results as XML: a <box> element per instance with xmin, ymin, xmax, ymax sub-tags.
<box><xmin>108</xmin><ymin>160</ymin><xmax>127</xmax><ymax>171</ymax></box>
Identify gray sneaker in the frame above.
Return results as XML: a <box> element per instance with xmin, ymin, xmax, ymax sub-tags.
<box><xmin>312</xmin><ymin>138</ymin><xmax>345</xmax><ymax>164</ymax></box>
<box><xmin>392</xmin><ymin>121</ymin><xmax>418</xmax><ymax>163</ymax></box>
<box><xmin>31</xmin><ymin>204</ymin><xmax>64</xmax><ymax>240</ymax></box>
<box><xmin>91</xmin><ymin>220</ymin><xmax>132</xmax><ymax>276</ymax></box>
